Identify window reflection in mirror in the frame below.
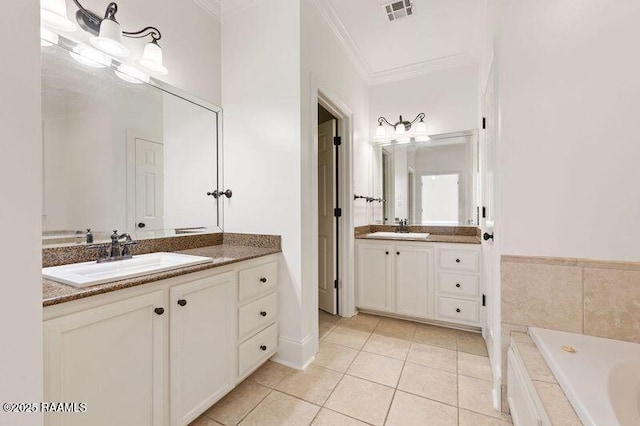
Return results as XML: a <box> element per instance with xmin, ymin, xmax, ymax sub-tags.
<box><xmin>373</xmin><ymin>131</ymin><xmax>478</xmax><ymax>226</ymax></box>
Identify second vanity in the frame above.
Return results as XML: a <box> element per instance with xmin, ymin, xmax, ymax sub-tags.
<box><xmin>42</xmin><ymin>240</ymin><xmax>280</xmax><ymax>426</ymax></box>
<box><xmin>356</xmin><ymin>227</ymin><xmax>483</xmax><ymax>329</ymax></box>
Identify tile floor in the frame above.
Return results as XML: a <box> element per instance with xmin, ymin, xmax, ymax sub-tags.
<box><xmin>190</xmin><ymin>311</ymin><xmax>512</xmax><ymax>426</ymax></box>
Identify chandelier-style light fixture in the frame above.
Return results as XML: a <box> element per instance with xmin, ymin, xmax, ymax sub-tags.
<box><xmin>40</xmin><ymin>0</ymin><xmax>168</xmax><ymax>76</ymax></box>
<box><xmin>375</xmin><ymin>113</ymin><xmax>428</xmax><ymax>142</ymax></box>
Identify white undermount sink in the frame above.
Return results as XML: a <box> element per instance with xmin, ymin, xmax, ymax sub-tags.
<box><xmin>366</xmin><ymin>231</ymin><xmax>430</xmax><ymax>240</ymax></box>
<box><xmin>43</xmin><ymin>252</ymin><xmax>214</xmax><ymax>288</ymax></box>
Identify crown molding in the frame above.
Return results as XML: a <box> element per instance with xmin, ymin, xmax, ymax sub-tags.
<box><xmin>313</xmin><ymin>0</ymin><xmax>477</xmax><ymax>86</ymax></box>
<box><xmin>193</xmin><ymin>0</ymin><xmax>221</xmax><ymax>20</ymax></box>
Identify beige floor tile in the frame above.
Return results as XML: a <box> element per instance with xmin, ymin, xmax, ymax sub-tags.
<box><xmin>311</xmin><ymin>408</ymin><xmax>368</xmax><ymax>425</ymax></box>
<box><xmin>458</xmin><ymin>352</ymin><xmax>493</xmax><ymax>381</ymax></box>
<box><xmin>239</xmin><ymin>391</ymin><xmax>320</xmax><ymax>426</ymax></box>
<box><xmin>346</xmin><ymin>351</ymin><xmax>404</xmax><ymax>387</ymax></box>
<box><xmin>313</xmin><ymin>341</ymin><xmax>359</xmax><ymax>373</ymax></box>
<box><xmin>458</xmin><ymin>409</ymin><xmax>512</xmax><ymax>425</ymax></box>
<box><xmin>205</xmin><ymin>380</ymin><xmax>271</xmax><ymax>426</ymax></box>
<box><xmin>361</xmin><ymin>333</ymin><xmax>411</xmax><ymax>360</ymax></box>
<box><xmin>516</xmin><ymin>343</ymin><xmax>557</xmax><ymax>383</ymax></box>
<box><xmin>457</xmin><ymin>330</ymin><xmax>489</xmax><ymax>356</ymax></box>
<box><xmin>386</xmin><ymin>391</ymin><xmax>457</xmax><ymax>426</ymax></box>
<box><xmin>325</xmin><ymin>375</ymin><xmax>394</xmax><ymax>426</ymax></box>
<box><xmin>406</xmin><ymin>342</ymin><xmax>457</xmax><ymax>373</ymax></box>
<box><xmin>458</xmin><ymin>375</ymin><xmax>509</xmax><ymax>420</ymax></box>
<box><xmin>189</xmin><ymin>415</ymin><xmax>223</xmax><ymax>426</ymax></box>
<box><xmin>412</xmin><ymin>324</ymin><xmax>458</xmax><ymax>349</ymax></box>
<box><xmin>373</xmin><ymin>317</ymin><xmax>417</xmax><ymax>341</ymax></box>
<box><xmin>275</xmin><ymin>364</ymin><xmax>342</xmax><ymax>405</ymax></box>
<box><xmin>397</xmin><ymin>362</ymin><xmax>457</xmax><ymax>406</ymax></box>
<box><xmin>338</xmin><ymin>313</ymin><xmax>381</xmax><ymax>332</ymax></box>
<box><xmin>319</xmin><ymin>322</ymin><xmax>337</xmax><ymax>339</ymax></box>
<box><xmin>248</xmin><ymin>361</ymin><xmax>296</xmax><ymax>388</ymax></box>
<box><xmin>324</xmin><ymin>326</ymin><xmax>371</xmax><ymax>350</ymax></box>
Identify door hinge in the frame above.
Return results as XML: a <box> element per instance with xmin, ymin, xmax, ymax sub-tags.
<box><xmin>334</xmin><ymin>279</ymin><xmax>339</xmax><ymax>289</ymax></box>
<box><xmin>482</xmin><ymin>206</ymin><xmax>487</xmax><ymax>219</ymax></box>
<box><xmin>333</xmin><ymin>136</ymin><xmax>342</xmax><ymax>146</ymax></box>
<box><xmin>482</xmin><ymin>294</ymin><xmax>486</xmax><ymax>307</ymax></box>
<box><xmin>334</xmin><ymin>208</ymin><xmax>342</xmax><ymax>217</ymax></box>
<box><xmin>482</xmin><ymin>117</ymin><xmax>486</xmax><ymax>130</ymax></box>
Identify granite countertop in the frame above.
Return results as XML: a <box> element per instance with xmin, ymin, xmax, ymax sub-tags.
<box><xmin>356</xmin><ymin>234</ymin><xmax>481</xmax><ymax>244</ymax></box>
<box><xmin>43</xmin><ymin>244</ymin><xmax>281</xmax><ymax>307</ymax></box>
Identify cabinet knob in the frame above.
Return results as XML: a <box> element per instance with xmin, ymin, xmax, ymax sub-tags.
<box><xmin>154</xmin><ymin>307</ymin><xmax>165</xmax><ymax>315</ymax></box>
<box><xmin>385</xmin><ymin>251</ymin><xmax>389</xmax><ymax>255</ymax></box>
<box><xmin>456</xmin><ymin>258</ymin><xmax>461</xmax><ymax>263</ymax></box>
<box><xmin>456</xmin><ymin>308</ymin><xmax>461</xmax><ymax>313</ymax></box>
<box><xmin>177</xmin><ymin>299</ymin><xmax>187</xmax><ymax>307</ymax></box>
<box><xmin>260</xmin><ymin>277</ymin><xmax>267</xmax><ymax>283</ymax></box>
<box><xmin>260</xmin><ymin>311</ymin><xmax>267</xmax><ymax>317</ymax></box>
<box><xmin>456</xmin><ymin>283</ymin><xmax>461</xmax><ymax>288</ymax></box>
<box><xmin>260</xmin><ymin>345</ymin><xmax>267</xmax><ymax>351</ymax></box>
<box><xmin>396</xmin><ymin>251</ymin><xmax>400</xmax><ymax>255</ymax></box>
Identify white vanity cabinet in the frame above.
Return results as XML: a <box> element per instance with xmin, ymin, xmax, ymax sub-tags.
<box><xmin>356</xmin><ymin>241</ymin><xmax>434</xmax><ymax>320</ymax></box>
<box><xmin>44</xmin><ymin>254</ymin><xmax>279</xmax><ymax>426</ymax></box>
<box><xmin>356</xmin><ymin>239</ymin><xmax>482</xmax><ymax>327</ymax></box>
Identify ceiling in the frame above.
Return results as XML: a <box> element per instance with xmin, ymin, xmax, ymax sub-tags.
<box><xmin>314</xmin><ymin>0</ymin><xmax>483</xmax><ymax>84</ymax></box>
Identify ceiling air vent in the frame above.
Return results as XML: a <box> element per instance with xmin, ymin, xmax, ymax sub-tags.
<box><xmin>382</xmin><ymin>0</ymin><xmax>415</xmax><ymax>22</ymax></box>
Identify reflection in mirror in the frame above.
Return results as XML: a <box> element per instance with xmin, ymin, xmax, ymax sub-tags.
<box><xmin>372</xmin><ymin>131</ymin><xmax>478</xmax><ymax>226</ymax></box>
<box><xmin>41</xmin><ymin>36</ymin><xmax>222</xmax><ymax>246</ymax></box>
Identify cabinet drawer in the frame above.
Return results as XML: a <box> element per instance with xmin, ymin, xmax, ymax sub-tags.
<box><xmin>438</xmin><ymin>249</ymin><xmax>479</xmax><ymax>272</ymax></box>
<box><xmin>238</xmin><ymin>323</ymin><xmax>278</xmax><ymax>378</ymax></box>
<box><xmin>436</xmin><ymin>297</ymin><xmax>480</xmax><ymax>324</ymax></box>
<box><xmin>438</xmin><ymin>273</ymin><xmax>479</xmax><ymax>298</ymax></box>
<box><xmin>239</xmin><ymin>292</ymin><xmax>277</xmax><ymax>340</ymax></box>
<box><xmin>238</xmin><ymin>261</ymin><xmax>277</xmax><ymax>302</ymax></box>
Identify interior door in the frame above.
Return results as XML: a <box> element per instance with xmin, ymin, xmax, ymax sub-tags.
<box><xmin>135</xmin><ymin>137</ymin><xmax>164</xmax><ymax>230</ymax></box>
<box><xmin>318</xmin><ymin>119</ymin><xmax>337</xmax><ymax>314</ymax></box>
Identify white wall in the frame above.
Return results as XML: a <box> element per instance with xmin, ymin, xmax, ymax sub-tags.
<box><xmin>62</xmin><ymin>0</ymin><xmax>221</xmax><ymax>104</ymax></box>
<box><xmin>0</xmin><ymin>1</ymin><xmax>43</xmax><ymax>425</ymax></box>
<box><xmin>497</xmin><ymin>0</ymin><xmax>640</xmax><ymax>262</ymax></box>
<box><xmin>370</xmin><ymin>65</ymin><xmax>479</xmax><ymax>138</ymax></box>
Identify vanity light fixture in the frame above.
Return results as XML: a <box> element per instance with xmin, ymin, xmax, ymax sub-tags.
<box><xmin>70</xmin><ymin>45</ymin><xmax>112</xmax><ymax>68</ymax></box>
<box><xmin>375</xmin><ymin>113</ymin><xmax>428</xmax><ymax>141</ymax></box>
<box><xmin>41</xmin><ymin>27</ymin><xmax>59</xmax><ymax>47</ymax></box>
<box><xmin>115</xmin><ymin>64</ymin><xmax>150</xmax><ymax>84</ymax></box>
<box><xmin>40</xmin><ymin>0</ymin><xmax>169</xmax><ymax>75</ymax></box>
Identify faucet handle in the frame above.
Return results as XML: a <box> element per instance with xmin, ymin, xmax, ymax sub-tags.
<box><xmin>121</xmin><ymin>240</ymin><xmax>137</xmax><ymax>257</ymax></box>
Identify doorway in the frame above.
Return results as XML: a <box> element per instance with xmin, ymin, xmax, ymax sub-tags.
<box><xmin>317</xmin><ymin>104</ymin><xmax>339</xmax><ymax>316</ymax></box>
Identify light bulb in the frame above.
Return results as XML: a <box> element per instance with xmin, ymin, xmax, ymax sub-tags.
<box><xmin>375</xmin><ymin>124</ymin><xmax>386</xmax><ymax>139</ymax></box>
<box><xmin>115</xmin><ymin>64</ymin><xmax>150</xmax><ymax>84</ymax></box>
<box><xmin>41</xmin><ymin>27</ymin><xmax>59</xmax><ymax>47</ymax></box>
<box><xmin>395</xmin><ymin>124</ymin><xmax>405</xmax><ymax>135</ymax></box>
<box><xmin>70</xmin><ymin>45</ymin><xmax>112</xmax><ymax>68</ymax></box>
<box><xmin>40</xmin><ymin>0</ymin><xmax>77</xmax><ymax>32</ymax></box>
<box><xmin>137</xmin><ymin>41</ymin><xmax>168</xmax><ymax>75</ymax></box>
<box><xmin>90</xmin><ymin>19</ymin><xmax>129</xmax><ymax>57</ymax></box>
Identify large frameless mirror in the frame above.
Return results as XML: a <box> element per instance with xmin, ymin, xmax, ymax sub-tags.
<box><xmin>41</xmin><ymin>35</ymin><xmax>223</xmax><ymax>246</ymax></box>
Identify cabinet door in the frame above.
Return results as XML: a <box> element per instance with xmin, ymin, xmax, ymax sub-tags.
<box><xmin>170</xmin><ymin>272</ymin><xmax>236</xmax><ymax>426</ymax></box>
<box><xmin>356</xmin><ymin>242</ymin><xmax>393</xmax><ymax>312</ymax></box>
<box><xmin>395</xmin><ymin>244</ymin><xmax>434</xmax><ymax>319</ymax></box>
<box><xmin>44</xmin><ymin>291</ymin><xmax>166</xmax><ymax>426</ymax></box>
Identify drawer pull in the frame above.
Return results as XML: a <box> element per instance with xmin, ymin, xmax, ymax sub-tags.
<box><xmin>456</xmin><ymin>283</ymin><xmax>461</xmax><ymax>288</ymax></box>
<box><xmin>260</xmin><ymin>345</ymin><xmax>267</xmax><ymax>351</ymax></box>
<box><xmin>154</xmin><ymin>307</ymin><xmax>165</xmax><ymax>315</ymax></box>
<box><xmin>456</xmin><ymin>258</ymin><xmax>461</xmax><ymax>263</ymax></box>
<box><xmin>260</xmin><ymin>277</ymin><xmax>268</xmax><ymax>283</ymax></box>
<box><xmin>177</xmin><ymin>299</ymin><xmax>187</xmax><ymax>307</ymax></box>
<box><xmin>396</xmin><ymin>251</ymin><xmax>400</xmax><ymax>255</ymax></box>
<box><xmin>456</xmin><ymin>308</ymin><xmax>461</xmax><ymax>313</ymax></box>
<box><xmin>260</xmin><ymin>311</ymin><xmax>267</xmax><ymax>317</ymax></box>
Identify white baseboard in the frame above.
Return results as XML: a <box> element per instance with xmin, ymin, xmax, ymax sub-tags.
<box><xmin>271</xmin><ymin>333</ymin><xmax>316</xmax><ymax>370</ymax></box>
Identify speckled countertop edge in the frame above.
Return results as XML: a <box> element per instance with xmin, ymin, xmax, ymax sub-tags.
<box><xmin>43</xmin><ymin>244</ymin><xmax>281</xmax><ymax>307</ymax></box>
<box><xmin>355</xmin><ymin>234</ymin><xmax>481</xmax><ymax>244</ymax></box>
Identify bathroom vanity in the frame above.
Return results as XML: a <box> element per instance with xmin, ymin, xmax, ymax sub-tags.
<box><xmin>43</xmin><ymin>247</ymin><xmax>279</xmax><ymax>426</ymax></box>
<box><xmin>356</xmin><ymin>233</ymin><xmax>482</xmax><ymax>328</ymax></box>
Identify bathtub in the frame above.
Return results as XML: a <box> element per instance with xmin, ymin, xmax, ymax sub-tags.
<box><xmin>529</xmin><ymin>327</ymin><xmax>640</xmax><ymax>426</ymax></box>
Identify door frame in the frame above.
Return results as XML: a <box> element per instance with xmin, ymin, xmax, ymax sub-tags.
<box><xmin>308</xmin><ymin>79</ymin><xmax>356</xmax><ymax>351</ymax></box>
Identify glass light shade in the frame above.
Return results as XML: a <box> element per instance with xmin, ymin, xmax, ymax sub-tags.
<box><xmin>70</xmin><ymin>45</ymin><xmax>112</xmax><ymax>68</ymax></box>
<box><xmin>394</xmin><ymin>124</ymin><xmax>406</xmax><ymax>135</ymax></box>
<box><xmin>115</xmin><ymin>64</ymin><xmax>150</xmax><ymax>84</ymax></box>
<box><xmin>41</xmin><ymin>27</ymin><xmax>59</xmax><ymax>47</ymax></box>
<box><xmin>375</xmin><ymin>124</ymin><xmax>387</xmax><ymax>138</ymax></box>
<box><xmin>415</xmin><ymin>120</ymin><xmax>427</xmax><ymax>134</ymax></box>
<box><xmin>90</xmin><ymin>19</ymin><xmax>129</xmax><ymax>57</ymax></box>
<box><xmin>41</xmin><ymin>0</ymin><xmax>77</xmax><ymax>32</ymax></box>
<box><xmin>137</xmin><ymin>41</ymin><xmax>168</xmax><ymax>75</ymax></box>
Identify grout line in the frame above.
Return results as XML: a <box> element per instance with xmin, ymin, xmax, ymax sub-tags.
<box><xmin>232</xmin><ymin>387</ymin><xmax>274</xmax><ymax>426</ymax></box>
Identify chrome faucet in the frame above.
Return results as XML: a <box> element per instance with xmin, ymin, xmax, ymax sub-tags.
<box><xmin>396</xmin><ymin>219</ymin><xmax>410</xmax><ymax>233</ymax></box>
<box><xmin>87</xmin><ymin>230</ymin><xmax>137</xmax><ymax>263</ymax></box>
